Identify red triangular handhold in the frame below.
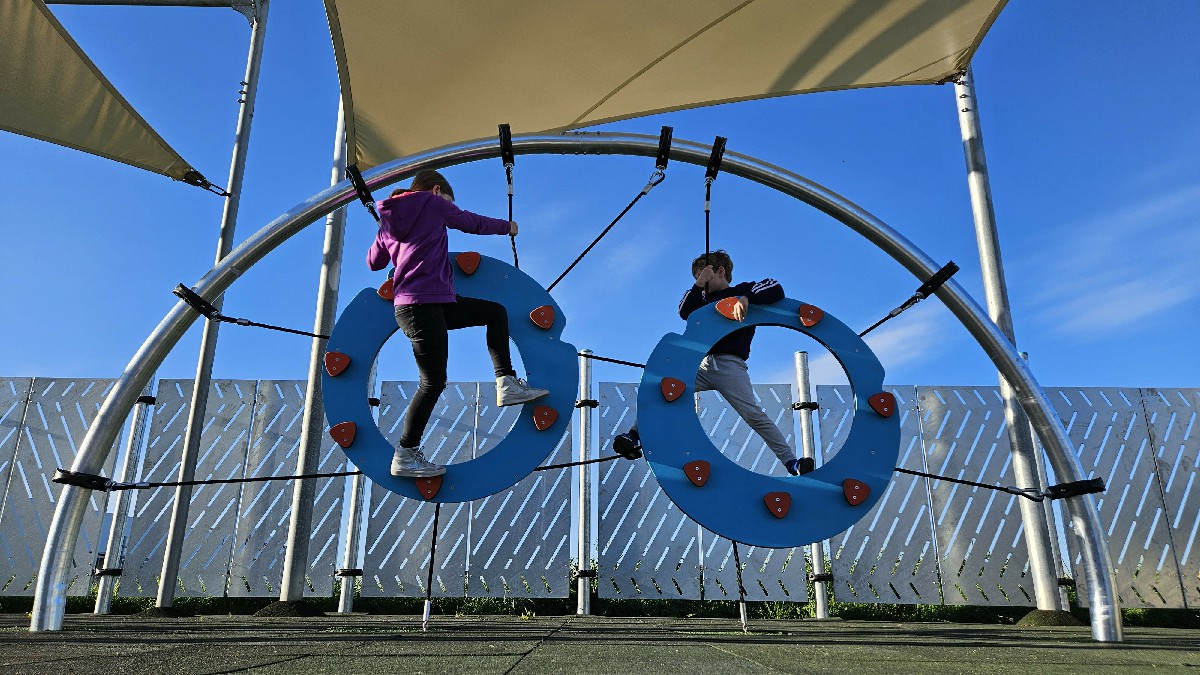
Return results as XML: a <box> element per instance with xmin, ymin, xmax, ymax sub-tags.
<box><xmin>684</xmin><ymin>460</ymin><xmax>710</xmax><ymax>487</ymax></box>
<box><xmin>660</xmin><ymin>377</ymin><xmax>685</xmax><ymax>402</ymax></box>
<box><xmin>532</xmin><ymin>405</ymin><xmax>559</xmax><ymax>431</ymax></box>
<box><xmin>798</xmin><ymin>303</ymin><xmax>824</xmax><ymax>327</ymax></box>
<box><xmin>456</xmin><ymin>251</ymin><xmax>481</xmax><ymax>275</ymax></box>
<box><xmin>868</xmin><ymin>392</ymin><xmax>896</xmax><ymax>418</ymax></box>
<box><xmin>529</xmin><ymin>305</ymin><xmax>555</xmax><ymax>330</ymax></box>
<box><xmin>329</xmin><ymin>421</ymin><xmax>356</xmax><ymax>448</ymax></box>
<box><xmin>715</xmin><ymin>297</ymin><xmax>741</xmax><ymax>320</ymax></box>
<box><xmin>843</xmin><ymin>478</ymin><xmax>870</xmax><ymax>506</ymax></box>
<box><xmin>415</xmin><ymin>475</ymin><xmax>443</xmax><ymax>500</ymax></box>
<box><xmin>764</xmin><ymin>492</ymin><xmax>792</xmax><ymax>519</ymax></box>
<box><xmin>324</xmin><ymin>351</ymin><xmax>350</xmax><ymax>377</ymax></box>
<box><xmin>377</xmin><ymin>279</ymin><xmax>395</xmax><ymax>301</ymax></box>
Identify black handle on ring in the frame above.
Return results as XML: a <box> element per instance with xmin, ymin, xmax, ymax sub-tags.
<box><xmin>915</xmin><ymin>261</ymin><xmax>960</xmax><ymax>299</ymax></box>
<box><xmin>655</xmin><ymin>126</ymin><xmax>674</xmax><ymax>170</ymax></box>
<box><xmin>705</xmin><ymin>136</ymin><xmax>728</xmax><ymax>181</ymax></box>
<box><xmin>499</xmin><ymin>123</ymin><xmax>515</xmax><ymax>167</ymax></box>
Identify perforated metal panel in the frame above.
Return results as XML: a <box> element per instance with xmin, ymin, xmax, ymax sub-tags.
<box><xmin>1141</xmin><ymin>388</ymin><xmax>1200</xmax><ymax>607</ymax></box>
<box><xmin>1053</xmin><ymin>388</ymin><xmax>1186</xmax><ymax>608</ymax></box>
<box><xmin>0</xmin><ymin>379</ymin><xmax>118</xmax><ymax>595</ymax></box>
<box><xmin>0</xmin><ymin>378</ymin><xmax>34</xmax><ymax>593</ymax></box>
<box><xmin>917</xmin><ymin>386</ymin><xmax>1036</xmax><ymax>605</ymax></box>
<box><xmin>598</xmin><ymin>383</ymin><xmax>701</xmax><ymax>599</ymax></box>
<box><xmin>597</xmin><ymin>382</ymin><xmax>806</xmax><ymax>601</ymax></box>
<box><xmin>820</xmin><ymin>385</ymin><xmax>942</xmax><ymax>604</ymax></box>
<box><xmin>362</xmin><ymin>382</ymin><xmax>475</xmax><ymax>597</ymax></box>
<box><xmin>122</xmin><ymin>379</ymin><xmax>256</xmax><ymax>597</ymax></box>
<box><xmin>468</xmin><ymin>384</ymin><xmax>572</xmax><ymax>598</ymax></box>
<box><xmin>227</xmin><ymin>380</ymin><xmax>345</xmax><ymax>597</ymax></box>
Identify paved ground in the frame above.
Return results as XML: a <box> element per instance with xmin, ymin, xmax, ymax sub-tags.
<box><xmin>1</xmin><ymin>613</ymin><xmax>1199</xmax><ymax>674</ymax></box>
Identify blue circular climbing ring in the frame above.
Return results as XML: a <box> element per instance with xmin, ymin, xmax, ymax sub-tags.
<box><xmin>322</xmin><ymin>253</ymin><xmax>578</xmax><ymax>503</ymax></box>
<box><xmin>638</xmin><ymin>298</ymin><xmax>901</xmax><ymax>548</ymax></box>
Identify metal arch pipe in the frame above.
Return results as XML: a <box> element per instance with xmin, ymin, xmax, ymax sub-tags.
<box><xmin>31</xmin><ymin>132</ymin><xmax>1120</xmax><ymax>640</ymax></box>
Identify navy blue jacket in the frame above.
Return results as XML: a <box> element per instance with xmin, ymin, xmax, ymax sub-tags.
<box><xmin>678</xmin><ymin>279</ymin><xmax>784</xmax><ymax>360</ymax></box>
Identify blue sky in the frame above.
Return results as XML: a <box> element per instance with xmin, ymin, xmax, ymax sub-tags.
<box><xmin>2</xmin><ymin>1</ymin><xmax>1198</xmax><ymax>393</ymax></box>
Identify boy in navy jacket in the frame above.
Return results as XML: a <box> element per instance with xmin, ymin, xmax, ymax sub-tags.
<box><xmin>614</xmin><ymin>250</ymin><xmax>812</xmax><ymax>475</ymax></box>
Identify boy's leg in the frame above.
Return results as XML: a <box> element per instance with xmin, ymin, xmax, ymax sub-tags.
<box><xmin>703</xmin><ymin>355</ymin><xmax>798</xmax><ymax>468</ymax></box>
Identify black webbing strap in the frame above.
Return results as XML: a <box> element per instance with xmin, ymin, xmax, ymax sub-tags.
<box><xmin>859</xmin><ymin>261</ymin><xmax>960</xmax><ymax>337</ymax></box>
<box><xmin>732</xmin><ymin>540</ymin><xmax>748</xmax><ymax>631</ymax></box>
<box><xmin>53</xmin><ymin>467</ymin><xmax>363</xmax><ymax>492</ymax></box>
<box><xmin>346</xmin><ymin>164</ymin><xmax>380</xmax><ymax>222</ymax></box>
<box><xmin>576</xmin><ymin>352</ymin><xmax>646</xmax><ymax>369</ymax></box>
<box><xmin>424</xmin><ymin>502</ymin><xmax>441</xmax><ymax>627</ymax></box>
<box><xmin>174</xmin><ymin>284</ymin><xmax>329</xmax><ymax>340</ymax></box>
<box><xmin>181</xmin><ymin>169</ymin><xmax>230</xmax><ymax>197</ymax></box>
<box><xmin>895</xmin><ymin>467</ymin><xmax>1105</xmax><ymax>502</ymax></box>
<box><xmin>534</xmin><ymin>455</ymin><xmax>622</xmax><ymax>472</ymax></box>
<box><xmin>499</xmin><ymin>123</ymin><xmax>519</xmax><ymax>268</ymax></box>
<box><xmin>546</xmin><ymin>126</ymin><xmax>672</xmax><ymax>293</ymax></box>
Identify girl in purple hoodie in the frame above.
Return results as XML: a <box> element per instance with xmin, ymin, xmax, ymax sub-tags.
<box><xmin>368</xmin><ymin>170</ymin><xmax>548</xmax><ymax>477</ymax></box>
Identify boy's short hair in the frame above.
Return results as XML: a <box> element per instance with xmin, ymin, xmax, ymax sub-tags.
<box><xmin>691</xmin><ymin>250</ymin><xmax>733</xmax><ymax>281</ymax></box>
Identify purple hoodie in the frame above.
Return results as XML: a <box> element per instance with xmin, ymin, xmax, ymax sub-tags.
<box><xmin>367</xmin><ymin>191</ymin><xmax>511</xmax><ymax>305</ymax></box>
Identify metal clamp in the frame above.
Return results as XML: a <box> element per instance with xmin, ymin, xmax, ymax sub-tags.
<box><xmin>136</xmin><ymin>395</ymin><xmax>157</xmax><ymax>405</ymax></box>
<box><xmin>654</xmin><ymin>125</ymin><xmax>673</xmax><ymax>170</ymax></box>
<box><xmin>792</xmin><ymin>402</ymin><xmax>819</xmax><ymax>411</ymax></box>
<box><xmin>572</xmin><ymin>569</ymin><xmax>598</xmax><ymax>579</ymax></box>
<box><xmin>575</xmin><ymin>399</ymin><xmax>599</xmax><ymax>409</ymax></box>
<box><xmin>93</xmin><ymin>568</ymin><xmax>123</xmax><ymax>577</ymax></box>
<box><xmin>173</xmin><ymin>284</ymin><xmax>219</xmax><ymax>319</ymax></box>
<box><xmin>1045</xmin><ymin>477</ymin><xmax>1105</xmax><ymax>501</ymax></box>
<box><xmin>335</xmin><ymin>568</ymin><xmax>364</xmax><ymax>577</ymax></box>
<box><xmin>808</xmin><ymin>573</ymin><xmax>834</xmax><ymax>583</ymax></box>
<box><xmin>1057</xmin><ymin>577</ymin><xmax>1077</xmax><ymax>588</ymax></box>
<box><xmin>52</xmin><ymin>469</ymin><xmax>113</xmax><ymax>492</ymax></box>
<box><xmin>367</xmin><ymin>397</ymin><xmax>381</xmax><ymax>408</ymax></box>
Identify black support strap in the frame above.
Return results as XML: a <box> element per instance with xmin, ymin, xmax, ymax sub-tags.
<box><xmin>576</xmin><ymin>352</ymin><xmax>646</xmax><ymax>369</ymax></box>
<box><xmin>534</xmin><ymin>455</ymin><xmax>622</xmax><ymax>472</ymax></box>
<box><xmin>346</xmin><ymin>164</ymin><xmax>380</xmax><ymax>222</ymax></box>
<box><xmin>499</xmin><ymin>123</ymin><xmax>519</xmax><ymax>268</ymax></box>
<box><xmin>655</xmin><ymin>126</ymin><xmax>674</xmax><ymax>170</ymax></box>
<box><xmin>1044</xmin><ymin>477</ymin><xmax>1106</xmax><ymax>500</ymax></box>
<box><xmin>174</xmin><ymin>284</ymin><xmax>329</xmax><ymax>340</ymax></box>
<box><xmin>859</xmin><ymin>261</ymin><xmax>960</xmax><ymax>337</ymax></box>
<box><xmin>181</xmin><ymin>169</ymin><xmax>230</xmax><ymax>197</ymax></box>
<box><xmin>896</xmin><ymin>467</ymin><xmax>1106</xmax><ymax>503</ymax></box>
<box><xmin>53</xmin><ymin>469</ymin><xmax>113</xmax><ymax>491</ymax></box>
<box><xmin>704</xmin><ymin>136</ymin><xmax>727</xmax><ymax>182</ymax></box>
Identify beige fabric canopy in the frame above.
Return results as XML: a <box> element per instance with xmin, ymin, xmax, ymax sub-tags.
<box><xmin>325</xmin><ymin>0</ymin><xmax>1007</xmax><ymax>169</ymax></box>
<box><xmin>1</xmin><ymin>0</ymin><xmax>203</xmax><ymax>183</ymax></box>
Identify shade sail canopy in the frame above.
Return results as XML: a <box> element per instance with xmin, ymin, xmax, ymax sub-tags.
<box><xmin>1</xmin><ymin>0</ymin><xmax>204</xmax><ymax>183</ymax></box>
<box><xmin>326</xmin><ymin>0</ymin><xmax>1007</xmax><ymax>169</ymax></box>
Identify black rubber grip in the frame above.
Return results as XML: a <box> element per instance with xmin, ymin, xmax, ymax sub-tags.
<box><xmin>655</xmin><ymin>126</ymin><xmax>674</xmax><ymax>170</ymax></box>
<box><xmin>915</xmin><ymin>261</ymin><xmax>960</xmax><ymax>298</ymax></box>
<box><xmin>498</xmin><ymin>123</ymin><xmax>515</xmax><ymax>167</ymax></box>
<box><xmin>704</xmin><ymin>136</ymin><xmax>727</xmax><ymax>180</ymax></box>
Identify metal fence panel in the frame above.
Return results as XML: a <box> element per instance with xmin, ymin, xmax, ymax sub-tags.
<box><xmin>597</xmin><ymin>383</ymin><xmax>702</xmax><ymax>599</ymax></box>
<box><xmin>0</xmin><ymin>378</ymin><xmax>34</xmax><ymax>593</ymax></box>
<box><xmin>227</xmin><ymin>380</ymin><xmax>345</xmax><ymax>597</ymax></box>
<box><xmin>468</xmin><ymin>384</ymin><xmax>573</xmax><ymax>598</ymax></box>
<box><xmin>362</xmin><ymin>382</ymin><xmax>474</xmax><ymax>597</ymax></box>
<box><xmin>821</xmin><ymin>385</ymin><xmax>941</xmax><ymax>604</ymax></box>
<box><xmin>0</xmin><ymin>379</ymin><xmax>117</xmax><ymax>596</ymax></box>
<box><xmin>122</xmin><ymin>379</ymin><xmax>256</xmax><ymax>597</ymax></box>
<box><xmin>1056</xmin><ymin>387</ymin><xmax>1187</xmax><ymax>608</ymax></box>
<box><xmin>1141</xmin><ymin>388</ymin><xmax>1200</xmax><ymax>607</ymax></box>
<box><xmin>697</xmin><ymin>385</ymin><xmax>809</xmax><ymax>602</ymax></box>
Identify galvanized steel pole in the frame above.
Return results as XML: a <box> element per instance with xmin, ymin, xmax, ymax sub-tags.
<box><xmin>793</xmin><ymin>352</ymin><xmax>829</xmax><ymax>619</ymax></box>
<box><xmin>93</xmin><ymin>382</ymin><xmax>155</xmax><ymax>614</ymax></box>
<box><xmin>32</xmin><ymin>133</ymin><xmax>1121</xmax><ymax>640</ymax></box>
<box><xmin>155</xmin><ymin>0</ymin><xmax>269</xmax><ymax>610</ymax></box>
<box><xmin>576</xmin><ymin>350</ymin><xmax>594</xmax><ymax>614</ymax></box>
<box><xmin>279</xmin><ymin>98</ymin><xmax>348</xmax><ymax>604</ymax></box>
<box><xmin>955</xmin><ymin>66</ymin><xmax>1069</xmax><ymax>614</ymax></box>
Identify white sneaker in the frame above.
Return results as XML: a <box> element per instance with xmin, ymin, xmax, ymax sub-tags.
<box><xmin>496</xmin><ymin>375</ymin><xmax>549</xmax><ymax>407</ymax></box>
<box><xmin>390</xmin><ymin>446</ymin><xmax>446</xmax><ymax>478</ymax></box>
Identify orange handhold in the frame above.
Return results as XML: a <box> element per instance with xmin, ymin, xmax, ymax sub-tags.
<box><xmin>715</xmin><ymin>297</ymin><xmax>741</xmax><ymax>320</ymax></box>
<box><xmin>377</xmin><ymin>279</ymin><xmax>395</xmax><ymax>301</ymax></box>
<box><xmin>415</xmin><ymin>475</ymin><xmax>443</xmax><ymax>500</ymax></box>
<box><xmin>329</xmin><ymin>421</ymin><xmax>357</xmax><ymax>448</ymax></box>
<box><xmin>532</xmin><ymin>405</ymin><xmax>559</xmax><ymax>431</ymax></box>
<box><xmin>798</xmin><ymin>303</ymin><xmax>824</xmax><ymax>327</ymax></box>
<box><xmin>324</xmin><ymin>351</ymin><xmax>350</xmax><ymax>377</ymax></box>
<box><xmin>868</xmin><ymin>392</ymin><xmax>896</xmax><ymax>418</ymax></box>
<box><xmin>843</xmin><ymin>478</ymin><xmax>870</xmax><ymax>506</ymax></box>
<box><xmin>456</xmin><ymin>251</ymin><xmax>481</xmax><ymax>275</ymax></box>
<box><xmin>660</xmin><ymin>377</ymin><xmax>685</xmax><ymax>402</ymax></box>
<box><xmin>684</xmin><ymin>460</ymin><xmax>710</xmax><ymax>487</ymax></box>
<box><xmin>529</xmin><ymin>305</ymin><xmax>555</xmax><ymax>330</ymax></box>
<box><xmin>764</xmin><ymin>492</ymin><xmax>792</xmax><ymax>519</ymax></box>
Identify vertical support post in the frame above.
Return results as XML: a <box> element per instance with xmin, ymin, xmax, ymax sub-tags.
<box><xmin>338</xmin><ymin>363</ymin><xmax>377</xmax><ymax>613</ymax></box>
<box><xmin>576</xmin><ymin>350</ymin><xmax>593</xmax><ymax>615</ymax></box>
<box><xmin>1020</xmin><ymin>351</ymin><xmax>1071</xmax><ymax>609</ymax></box>
<box><xmin>793</xmin><ymin>351</ymin><xmax>829</xmax><ymax>619</ymax></box>
<box><xmin>94</xmin><ymin>382</ymin><xmax>155</xmax><ymax>615</ymax></box>
<box><xmin>156</xmin><ymin>0</ymin><xmax>270</xmax><ymax>609</ymax></box>
<box><xmin>279</xmin><ymin>97</ymin><xmax>349</xmax><ymax>603</ymax></box>
<box><xmin>954</xmin><ymin>65</ymin><xmax>1064</xmax><ymax>613</ymax></box>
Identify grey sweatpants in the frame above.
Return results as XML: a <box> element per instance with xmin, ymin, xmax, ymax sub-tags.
<box><xmin>634</xmin><ymin>354</ymin><xmax>797</xmax><ymax>466</ymax></box>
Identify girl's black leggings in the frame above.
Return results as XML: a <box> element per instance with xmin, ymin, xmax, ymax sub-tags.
<box><xmin>393</xmin><ymin>296</ymin><xmax>515</xmax><ymax>449</ymax></box>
